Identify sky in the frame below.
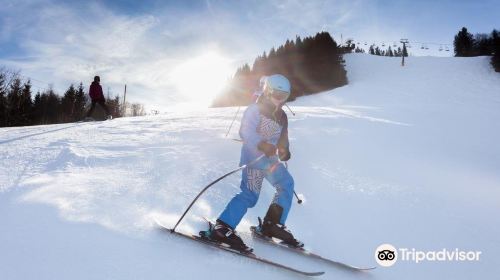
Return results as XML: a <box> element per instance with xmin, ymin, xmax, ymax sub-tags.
<box><xmin>0</xmin><ymin>0</ymin><xmax>499</xmax><ymax>111</ymax></box>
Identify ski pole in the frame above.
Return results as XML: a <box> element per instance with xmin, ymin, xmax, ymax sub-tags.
<box><xmin>225</xmin><ymin>106</ymin><xmax>241</xmax><ymax>137</ymax></box>
<box><xmin>294</xmin><ymin>191</ymin><xmax>303</xmax><ymax>204</ymax></box>
<box><xmin>284</xmin><ymin>162</ymin><xmax>302</xmax><ymax>204</ymax></box>
<box><xmin>284</xmin><ymin>103</ymin><xmax>295</xmax><ymax>116</ymax></box>
<box><xmin>171</xmin><ymin>154</ymin><xmax>265</xmax><ymax>233</ymax></box>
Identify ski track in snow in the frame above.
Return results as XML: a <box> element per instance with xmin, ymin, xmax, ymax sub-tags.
<box><xmin>1</xmin><ymin>54</ymin><xmax>500</xmax><ymax>279</ymax></box>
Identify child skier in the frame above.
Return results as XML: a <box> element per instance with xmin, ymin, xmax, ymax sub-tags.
<box><xmin>208</xmin><ymin>74</ymin><xmax>302</xmax><ymax>252</ymax></box>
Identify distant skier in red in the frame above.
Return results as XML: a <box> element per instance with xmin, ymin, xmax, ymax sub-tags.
<box><xmin>86</xmin><ymin>76</ymin><xmax>111</xmax><ymax>120</ymax></box>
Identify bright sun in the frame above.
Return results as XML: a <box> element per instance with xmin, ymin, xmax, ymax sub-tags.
<box><xmin>170</xmin><ymin>52</ymin><xmax>232</xmax><ymax>107</ymax></box>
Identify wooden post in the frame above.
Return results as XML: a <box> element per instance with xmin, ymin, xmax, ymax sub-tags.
<box><xmin>122</xmin><ymin>84</ymin><xmax>127</xmax><ymax>116</ymax></box>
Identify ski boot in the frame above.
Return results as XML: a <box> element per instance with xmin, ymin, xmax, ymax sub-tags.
<box><xmin>200</xmin><ymin>219</ymin><xmax>253</xmax><ymax>253</ymax></box>
<box><xmin>259</xmin><ymin>204</ymin><xmax>304</xmax><ymax>248</ymax></box>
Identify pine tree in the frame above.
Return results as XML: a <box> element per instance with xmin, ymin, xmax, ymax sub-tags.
<box><xmin>45</xmin><ymin>87</ymin><xmax>61</xmax><ymax>124</ymax></box>
<box><xmin>369</xmin><ymin>45</ymin><xmax>375</xmax><ymax>55</ymax></box>
<box><xmin>105</xmin><ymin>95</ymin><xmax>122</xmax><ymax>118</ymax></box>
<box><xmin>0</xmin><ymin>71</ymin><xmax>7</xmax><ymax>127</ymax></box>
<box><xmin>19</xmin><ymin>80</ymin><xmax>33</xmax><ymax>125</ymax></box>
<box><xmin>61</xmin><ymin>84</ymin><xmax>77</xmax><ymax>122</ymax></box>
<box><xmin>387</xmin><ymin>46</ymin><xmax>394</xmax><ymax>57</ymax></box>
<box><xmin>7</xmin><ymin>77</ymin><xmax>22</xmax><ymax>126</ymax></box>
<box><xmin>74</xmin><ymin>82</ymin><xmax>87</xmax><ymax>121</ymax></box>
<box><xmin>394</xmin><ymin>47</ymin><xmax>402</xmax><ymax>57</ymax></box>
<box><xmin>454</xmin><ymin>27</ymin><xmax>474</xmax><ymax>57</ymax></box>
<box><xmin>473</xmin><ymin>33</ymin><xmax>492</xmax><ymax>56</ymax></box>
<box><xmin>252</xmin><ymin>52</ymin><xmax>267</xmax><ymax>78</ymax></box>
<box><xmin>212</xmin><ymin>31</ymin><xmax>347</xmax><ymax>106</ymax></box>
<box><xmin>354</xmin><ymin>47</ymin><xmax>365</xmax><ymax>53</ymax></box>
<box><xmin>490</xmin><ymin>29</ymin><xmax>500</xmax><ymax>72</ymax></box>
<box><xmin>32</xmin><ymin>91</ymin><xmax>43</xmax><ymax>124</ymax></box>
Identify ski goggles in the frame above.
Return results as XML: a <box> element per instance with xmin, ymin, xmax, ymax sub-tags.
<box><xmin>269</xmin><ymin>89</ymin><xmax>290</xmax><ymax>102</ymax></box>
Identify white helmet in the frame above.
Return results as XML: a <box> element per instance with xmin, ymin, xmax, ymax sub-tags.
<box><xmin>263</xmin><ymin>74</ymin><xmax>291</xmax><ymax>102</ymax></box>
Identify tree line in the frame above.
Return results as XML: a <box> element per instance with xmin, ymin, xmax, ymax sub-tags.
<box><xmin>454</xmin><ymin>27</ymin><xmax>500</xmax><ymax>71</ymax></box>
<box><xmin>343</xmin><ymin>39</ymin><xmax>409</xmax><ymax>58</ymax></box>
<box><xmin>0</xmin><ymin>68</ymin><xmax>145</xmax><ymax>128</ymax></box>
<box><xmin>212</xmin><ymin>31</ymin><xmax>347</xmax><ymax>107</ymax></box>
<box><xmin>364</xmin><ymin>44</ymin><xmax>408</xmax><ymax>57</ymax></box>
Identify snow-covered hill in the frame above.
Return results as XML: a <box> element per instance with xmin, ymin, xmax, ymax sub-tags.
<box><xmin>1</xmin><ymin>54</ymin><xmax>499</xmax><ymax>279</ymax></box>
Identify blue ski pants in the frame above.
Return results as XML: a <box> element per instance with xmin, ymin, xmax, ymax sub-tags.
<box><xmin>218</xmin><ymin>158</ymin><xmax>294</xmax><ymax>229</ymax></box>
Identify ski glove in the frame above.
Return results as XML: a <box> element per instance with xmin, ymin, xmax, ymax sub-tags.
<box><xmin>278</xmin><ymin>147</ymin><xmax>291</xmax><ymax>161</ymax></box>
<box><xmin>258</xmin><ymin>141</ymin><xmax>277</xmax><ymax>157</ymax></box>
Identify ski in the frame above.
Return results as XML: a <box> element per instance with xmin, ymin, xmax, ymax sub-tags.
<box><xmin>250</xmin><ymin>226</ymin><xmax>376</xmax><ymax>271</ymax></box>
<box><xmin>155</xmin><ymin>221</ymin><xmax>324</xmax><ymax>277</ymax></box>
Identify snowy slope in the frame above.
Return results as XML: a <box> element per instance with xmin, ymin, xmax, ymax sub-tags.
<box><xmin>1</xmin><ymin>54</ymin><xmax>500</xmax><ymax>279</ymax></box>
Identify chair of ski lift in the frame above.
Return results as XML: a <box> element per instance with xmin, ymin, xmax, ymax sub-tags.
<box><xmin>364</xmin><ymin>42</ymin><xmax>367</xmax><ymax>45</ymax></box>
<box><xmin>393</xmin><ymin>42</ymin><xmax>397</xmax><ymax>47</ymax></box>
<box><xmin>382</xmin><ymin>43</ymin><xmax>386</xmax><ymax>47</ymax></box>
<box><xmin>421</xmin><ymin>44</ymin><xmax>425</xmax><ymax>49</ymax></box>
<box><xmin>439</xmin><ymin>45</ymin><xmax>443</xmax><ymax>51</ymax></box>
<box><xmin>445</xmin><ymin>46</ymin><xmax>450</xmax><ymax>51</ymax></box>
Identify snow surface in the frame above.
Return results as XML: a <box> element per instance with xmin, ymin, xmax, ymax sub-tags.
<box><xmin>1</xmin><ymin>54</ymin><xmax>500</xmax><ymax>279</ymax></box>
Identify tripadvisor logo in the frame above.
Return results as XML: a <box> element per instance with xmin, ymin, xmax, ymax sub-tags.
<box><xmin>375</xmin><ymin>244</ymin><xmax>482</xmax><ymax>267</ymax></box>
<box><xmin>375</xmin><ymin>244</ymin><xmax>397</xmax><ymax>267</ymax></box>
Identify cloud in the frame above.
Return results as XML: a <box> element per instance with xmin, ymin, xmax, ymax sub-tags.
<box><xmin>0</xmin><ymin>1</ymin><xmax>269</xmax><ymax>109</ymax></box>
<box><xmin>0</xmin><ymin>0</ymin><xmax>388</xmax><ymax>110</ymax></box>
<box><xmin>0</xmin><ymin>2</ymin><xmax>160</xmax><ymax>100</ymax></box>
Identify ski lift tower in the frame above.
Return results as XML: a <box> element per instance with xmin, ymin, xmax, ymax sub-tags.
<box><xmin>400</xmin><ymin>39</ymin><xmax>409</xmax><ymax>66</ymax></box>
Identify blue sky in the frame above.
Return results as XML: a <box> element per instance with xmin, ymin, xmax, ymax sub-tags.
<box><xmin>0</xmin><ymin>0</ymin><xmax>498</xmax><ymax>109</ymax></box>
